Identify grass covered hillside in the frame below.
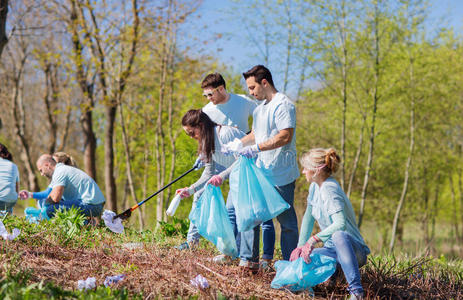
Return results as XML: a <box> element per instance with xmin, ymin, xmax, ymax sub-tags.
<box><xmin>0</xmin><ymin>210</ymin><xmax>462</xmax><ymax>299</ymax></box>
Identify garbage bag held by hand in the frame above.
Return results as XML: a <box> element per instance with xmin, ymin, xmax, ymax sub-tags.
<box><xmin>25</xmin><ymin>206</ymin><xmax>50</xmax><ymax>223</ymax></box>
<box><xmin>271</xmin><ymin>254</ymin><xmax>337</xmax><ymax>291</ymax></box>
<box><xmin>229</xmin><ymin>156</ymin><xmax>290</xmax><ymax>232</ymax></box>
<box><xmin>189</xmin><ymin>185</ymin><xmax>238</xmax><ymax>258</ymax></box>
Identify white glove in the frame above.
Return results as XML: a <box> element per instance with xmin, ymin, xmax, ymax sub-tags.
<box><xmin>222</xmin><ymin>138</ymin><xmax>243</xmax><ymax>155</ymax></box>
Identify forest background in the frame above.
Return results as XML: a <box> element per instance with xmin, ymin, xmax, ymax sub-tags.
<box><xmin>0</xmin><ymin>0</ymin><xmax>462</xmax><ymax>258</ymax></box>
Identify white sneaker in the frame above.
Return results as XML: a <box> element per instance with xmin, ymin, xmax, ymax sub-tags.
<box><xmin>259</xmin><ymin>259</ymin><xmax>273</xmax><ymax>271</ymax></box>
<box><xmin>239</xmin><ymin>259</ymin><xmax>259</xmax><ymax>273</ymax></box>
<box><xmin>213</xmin><ymin>254</ymin><xmax>232</xmax><ymax>265</ymax></box>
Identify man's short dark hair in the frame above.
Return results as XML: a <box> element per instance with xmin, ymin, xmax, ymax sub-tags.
<box><xmin>201</xmin><ymin>73</ymin><xmax>226</xmax><ymax>90</ymax></box>
<box><xmin>242</xmin><ymin>65</ymin><xmax>275</xmax><ymax>88</ymax></box>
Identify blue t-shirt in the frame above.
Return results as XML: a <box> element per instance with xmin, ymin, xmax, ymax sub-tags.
<box><xmin>202</xmin><ymin>93</ymin><xmax>257</xmax><ymax>133</ymax></box>
<box><xmin>308</xmin><ymin>179</ymin><xmax>369</xmax><ymax>253</ymax></box>
<box><xmin>0</xmin><ymin>158</ymin><xmax>19</xmax><ymax>203</ymax></box>
<box><xmin>50</xmin><ymin>163</ymin><xmax>105</xmax><ymax>205</ymax></box>
<box><xmin>252</xmin><ymin>92</ymin><xmax>299</xmax><ymax>186</ymax></box>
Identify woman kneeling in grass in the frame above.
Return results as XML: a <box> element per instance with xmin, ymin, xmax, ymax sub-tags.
<box><xmin>290</xmin><ymin>148</ymin><xmax>370</xmax><ymax>300</ymax></box>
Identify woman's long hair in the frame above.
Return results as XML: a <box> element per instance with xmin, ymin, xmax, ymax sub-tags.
<box><xmin>0</xmin><ymin>143</ymin><xmax>13</xmax><ymax>161</ymax></box>
<box><xmin>181</xmin><ymin>109</ymin><xmax>217</xmax><ymax>162</ymax></box>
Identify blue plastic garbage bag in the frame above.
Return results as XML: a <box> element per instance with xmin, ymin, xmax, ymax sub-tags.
<box><xmin>271</xmin><ymin>255</ymin><xmax>337</xmax><ymax>292</ymax></box>
<box><xmin>25</xmin><ymin>206</ymin><xmax>50</xmax><ymax>223</ymax></box>
<box><xmin>229</xmin><ymin>156</ymin><xmax>290</xmax><ymax>232</ymax></box>
<box><xmin>189</xmin><ymin>185</ymin><xmax>238</xmax><ymax>258</ymax></box>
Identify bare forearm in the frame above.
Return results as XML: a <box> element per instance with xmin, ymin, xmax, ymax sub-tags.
<box><xmin>256</xmin><ymin>128</ymin><xmax>293</xmax><ymax>151</ymax></box>
<box><xmin>49</xmin><ymin>187</ymin><xmax>64</xmax><ymax>203</ymax></box>
<box><xmin>240</xmin><ymin>130</ymin><xmax>255</xmax><ymax>146</ymax></box>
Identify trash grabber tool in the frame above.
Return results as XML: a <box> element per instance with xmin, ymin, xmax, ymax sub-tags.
<box><xmin>114</xmin><ymin>166</ymin><xmax>196</xmax><ymax>220</ymax></box>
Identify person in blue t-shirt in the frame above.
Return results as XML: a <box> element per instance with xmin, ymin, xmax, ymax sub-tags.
<box><xmin>36</xmin><ymin>154</ymin><xmax>105</xmax><ymax>218</ymax></box>
<box><xmin>19</xmin><ymin>152</ymin><xmax>77</xmax><ymax>208</ymax></box>
<box><xmin>290</xmin><ymin>148</ymin><xmax>370</xmax><ymax>300</ymax></box>
<box><xmin>0</xmin><ymin>143</ymin><xmax>19</xmax><ymax>214</ymax></box>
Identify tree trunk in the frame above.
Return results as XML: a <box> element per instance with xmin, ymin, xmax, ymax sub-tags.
<box><xmin>339</xmin><ymin>0</ymin><xmax>348</xmax><ymax>190</ymax></box>
<box><xmin>104</xmin><ymin>104</ymin><xmax>117</xmax><ymax>212</ymax></box>
<box><xmin>422</xmin><ymin>167</ymin><xmax>430</xmax><ymax>245</ymax></box>
<box><xmin>0</xmin><ymin>0</ymin><xmax>8</xmax><ymax>59</ymax></box>
<box><xmin>43</xmin><ymin>63</ymin><xmax>58</xmax><ymax>154</ymax></box>
<box><xmin>449</xmin><ymin>175</ymin><xmax>460</xmax><ymax>241</ymax></box>
<box><xmin>358</xmin><ymin>2</ymin><xmax>381</xmax><ymax>229</ymax></box>
<box><xmin>119</xmin><ymin>100</ymin><xmax>144</xmax><ymax>229</ymax></box>
<box><xmin>282</xmin><ymin>0</ymin><xmax>292</xmax><ymax>93</ymax></box>
<box><xmin>458</xmin><ymin>145</ymin><xmax>463</xmax><ymax>243</ymax></box>
<box><xmin>10</xmin><ymin>52</ymin><xmax>39</xmax><ymax>191</ymax></box>
<box><xmin>80</xmin><ymin>108</ymin><xmax>97</xmax><ymax>179</ymax></box>
<box><xmin>57</xmin><ymin>99</ymin><xmax>72</xmax><ymax>152</ymax></box>
<box><xmin>347</xmin><ymin>114</ymin><xmax>366</xmax><ymax>199</ymax></box>
<box><xmin>69</xmin><ymin>0</ymin><xmax>97</xmax><ymax>179</ymax></box>
<box><xmin>389</xmin><ymin>84</ymin><xmax>415</xmax><ymax>252</ymax></box>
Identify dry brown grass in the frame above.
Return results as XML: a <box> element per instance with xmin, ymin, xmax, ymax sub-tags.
<box><xmin>2</xmin><ymin>232</ymin><xmax>463</xmax><ymax>299</ymax></box>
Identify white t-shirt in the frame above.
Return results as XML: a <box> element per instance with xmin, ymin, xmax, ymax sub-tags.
<box><xmin>253</xmin><ymin>92</ymin><xmax>299</xmax><ymax>186</ymax></box>
<box><xmin>0</xmin><ymin>158</ymin><xmax>19</xmax><ymax>203</ymax></box>
<box><xmin>50</xmin><ymin>163</ymin><xmax>105</xmax><ymax>205</ymax></box>
<box><xmin>202</xmin><ymin>93</ymin><xmax>257</xmax><ymax>133</ymax></box>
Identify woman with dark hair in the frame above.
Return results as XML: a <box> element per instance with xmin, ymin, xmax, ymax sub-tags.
<box><xmin>176</xmin><ymin>109</ymin><xmax>244</xmax><ymax>262</ymax></box>
<box><xmin>0</xmin><ymin>143</ymin><xmax>20</xmax><ymax>214</ymax></box>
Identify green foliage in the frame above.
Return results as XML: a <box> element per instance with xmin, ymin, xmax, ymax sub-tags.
<box><xmin>111</xmin><ymin>262</ymin><xmax>138</xmax><ymax>274</ymax></box>
<box><xmin>0</xmin><ymin>270</ymin><xmax>139</xmax><ymax>299</ymax></box>
<box><xmin>157</xmin><ymin>216</ymin><xmax>190</xmax><ymax>238</ymax></box>
<box><xmin>51</xmin><ymin>207</ymin><xmax>87</xmax><ymax>241</ymax></box>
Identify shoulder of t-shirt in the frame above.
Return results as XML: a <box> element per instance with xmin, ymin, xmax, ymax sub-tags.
<box><xmin>320</xmin><ymin>178</ymin><xmax>344</xmax><ymax>198</ymax></box>
<box><xmin>274</xmin><ymin>93</ymin><xmax>295</xmax><ymax>107</ymax></box>
<box><xmin>232</xmin><ymin>94</ymin><xmax>258</xmax><ymax>107</ymax></box>
<box><xmin>202</xmin><ymin>102</ymin><xmax>214</xmax><ymax>111</ymax></box>
<box><xmin>218</xmin><ymin>125</ymin><xmax>244</xmax><ymax>143</ymax></box>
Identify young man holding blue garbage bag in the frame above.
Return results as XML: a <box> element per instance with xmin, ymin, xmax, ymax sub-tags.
<box><xmin>176</xmin><ymin>73</ymin><xmax>277</xmax><ymax>269</ymax></box>
<box><xmin>221</xmin><ymin>65</ymin><xmax>300</xmax><ymax>271</ymax></box>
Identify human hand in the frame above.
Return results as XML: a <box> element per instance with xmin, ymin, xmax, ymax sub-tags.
<box><xmin>193</xmin><ymin>157</ymin><xmax>204</xmax><ymax>170</ymax></box>
<box><xmin>301</xmin><ymin>236</ymin><xmax>321</xmax><ymax>264</ymax></box>
<box><xmin>289</xmin><ymin>246</ymin><xmax>303</xmax><ymax>261</ymax></box>
<box><xmin>19</xmin><ymin>190</ymin><xmax>32</xmax><ymax>200</ymax></box>
<box><xmin>238</xmin><ymin>144</ymin><xmax>260</xmax><ymax>158</ymax></box>
<box><xmin>207</xmin><ymin>175</ymin><xmax>223</xmax><ymax>186</ymax></box>
<box><xmin>175</xmin><ymin>187</ymin><xmax>194</xmax><ymax>199</ymax></box>
<box><xmin>222</xmin><ymin>138</ymin><xmax>243</xmax><ymax>155</ymax></box>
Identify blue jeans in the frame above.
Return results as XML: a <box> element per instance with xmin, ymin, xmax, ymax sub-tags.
<box><xmin>312</xmin><ymin>231</ymin><xmax>368</xmax><ymax>295</ymax></box>
<box><xmin>187</xmin><ymin>191</ymin><xmax>202</xmax><ymax>243</ymax></box>
<box><xmin>46</xmin><ymin>199</ymin><xmax>104</xmax><ymax>218</ymax></box>
<box><xmin>0</xmin><ymin>201</ymin><xmax>16</xmax><ymax>214</ymax></box>
<box><xmin>226</xmin><ymin>193</ymin><xmax>275</xmax><ymax>259</ymax></box>
<box><xmin>240</xmin><ymin>181</ymin><xmax>298</xmax><ymax>262</ymax></box>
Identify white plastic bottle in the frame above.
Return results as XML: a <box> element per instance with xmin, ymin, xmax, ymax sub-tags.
<box><xmin>166</xmin><ymin>194</ymin><xmax>182</xmax><ymax>216</ymax></box>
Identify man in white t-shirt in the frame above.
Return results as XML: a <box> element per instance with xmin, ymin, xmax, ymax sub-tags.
<box><xmin>201</xmin><ymin>73</ymin><xmax>256</xmax><ymax>133</ymax></box>
<box><xmin>225</xmin><ymin>65</ymin><xmax>299</xmax><ymax>270</ymax></box>
<box><xmin>179</xmin><ymin>74</ymin><xmax>275</xmax><ymax>266</ymax></box>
